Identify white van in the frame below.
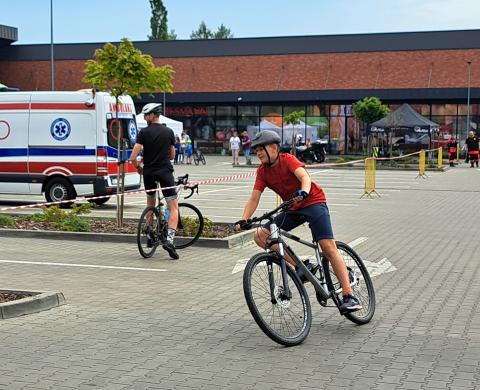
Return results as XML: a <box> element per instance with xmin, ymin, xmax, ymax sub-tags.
<box><xmin>0</xmin><ymin>90</ymin><xmax>141</xmax><ymax>205</ymax></box>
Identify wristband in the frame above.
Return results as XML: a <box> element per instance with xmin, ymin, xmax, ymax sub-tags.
<box><xmin>293</xmin><ymin>189</ymin><xmax>309</xmax><ymax>199</ymax></box>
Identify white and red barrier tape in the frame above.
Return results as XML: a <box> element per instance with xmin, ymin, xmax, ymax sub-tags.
<box><xmin>0</xmin><ymin>149</ymin><xmax>441</xmax><ymax>212</ymax></box>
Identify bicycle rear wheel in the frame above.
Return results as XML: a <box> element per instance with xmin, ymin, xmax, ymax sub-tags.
<box><xmin>323</xmin><ymin>241</ymin><xmax>375</xmax><ymax>324</ymax></box>
<box><xmin>137</xmin><ymin>206</ymin><xmax>161</xmax><ymax>258</ymax></box>
<box><xmin>243</xmin><ymin>253</ymin><xmax>312</xmax><ymax>346</ymax></box>
<box><xmin>174</xmin><ymin>203</ymin><xmax>204</xmax><ymax>249</ymax></box>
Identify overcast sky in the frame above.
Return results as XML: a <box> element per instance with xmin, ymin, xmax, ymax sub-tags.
<box><xmin>1</xmin><ymin>0</ymin><xmax>479</xmax><ymax>44</ymax></box>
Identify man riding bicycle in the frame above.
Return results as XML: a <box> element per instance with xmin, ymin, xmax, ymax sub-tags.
<box><xmin>237</xmin><ymin>130</ymin><xmax>362</xmax><ymax>313</ymax></box>
<box><xmin>129</xmin><ymin>103</ymin><xmax>179</xmax><ymax>260</ymax></box>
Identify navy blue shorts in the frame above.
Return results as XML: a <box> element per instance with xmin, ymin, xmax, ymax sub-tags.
<box><xmin>264</xmin><ymin>203</ymin><xmax>334</xmax><ymax>242</ymax></box>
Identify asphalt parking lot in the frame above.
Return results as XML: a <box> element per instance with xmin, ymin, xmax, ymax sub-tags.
<box><xmin>1</xmin><ymin>157</ymin><xmax>480</xmax><ymax>389</ymax></box>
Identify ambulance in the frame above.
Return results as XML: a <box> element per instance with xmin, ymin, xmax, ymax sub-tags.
<box><xmin>0</xmin><ymin>90</ymin><xmax>141</xmax><ymax>205</ymax></box>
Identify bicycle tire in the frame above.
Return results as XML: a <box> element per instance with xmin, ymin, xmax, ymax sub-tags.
<box><xmin>137</xmin><ymin>206</ymin><xmax>161</xmax><ymax>258</ymax></box>
<box><xmin>193</xmin><ymin>155</ymin><xmax>200</xmax><ymax>165</ymax></box>
<box><xmin>322</xmin><ymin>241</ymin><xmax>376</xmax><ymax>324</ymax></box>
<box><xmin>200</xmin><ymin>154</ymin><xmax>206</xmax><ymax>165</ymax></box>
<box><xmin>243</xmin><ymin>253</ymin><xmax>312</xmax><ymax>346</ymax></box>
<box><xmin>174</xmin><ymin>203</ymin><xmax>204</xmax><ymax>249</ymax></box>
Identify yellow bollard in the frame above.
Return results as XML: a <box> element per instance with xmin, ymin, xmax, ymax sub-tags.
<box><xmin>361</xmin><ymin>157</ymin><xmax>380</xmax><ymax>198</ymax></box>
<box><xmin>437</xmin><ymin>147</ymin><xmax>443</xmax><ymax>170</ymax></box>
<box><xmin>416</xmin><ymin>149</ymin><xmax>427</xmax><ymax>178</ymax></box>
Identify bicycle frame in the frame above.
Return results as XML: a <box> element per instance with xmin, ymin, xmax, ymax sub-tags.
<box><xmin>265</xmin><ymin>226</ymin><xmax>332</xmax><ymax>303</ymax></box>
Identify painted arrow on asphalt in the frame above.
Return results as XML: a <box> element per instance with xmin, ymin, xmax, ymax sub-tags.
<box><xmin>231</xmin><ymin>237</ymin><xmax>396</xmax><ymax>277</ymax></box>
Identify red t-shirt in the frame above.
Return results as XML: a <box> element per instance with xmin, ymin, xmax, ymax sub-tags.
<box><xmin>254</xmin><ymin>153</ymin><xmax>327</xmax><ymax>210</ymax></box>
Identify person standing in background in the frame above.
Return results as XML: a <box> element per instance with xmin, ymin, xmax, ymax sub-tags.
<box><xmin>229</xmin><ymin>131</ymin><xmax>241</xmax><ymax>165</ymax></box>
<box><xmin>447</xmin><ymin>136</ymin><xmax>458</xmax><ymax>167</ymax></box>
<box><xmin>241</xmin><ymin>131</ymin><xmax>252</xmax><ymax>165</ymax></box>
<box><xmin>463</xmin><ymin>131</ymin><xmax>479</xmax><ymax>168</ymax></box>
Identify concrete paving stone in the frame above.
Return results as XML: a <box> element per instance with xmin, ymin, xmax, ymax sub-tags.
<box><xmin>400</xmin><ymin>382</ymin><xmax>425</xmax><ymax>390</ymax></box>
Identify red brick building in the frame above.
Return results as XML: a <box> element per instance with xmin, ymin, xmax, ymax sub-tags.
<box><xmin>1</xmin><ymin>27</ymin><xmax>480</xmax><ymax>153</ymax></box>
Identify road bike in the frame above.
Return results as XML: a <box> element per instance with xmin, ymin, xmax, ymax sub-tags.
<box><xmin>136</xmin><ymin>174</ymin><xmax>204</xmax><ymax>258</ymax></box>
<box><xmin>237</xmin><ymin>200</ymin><xmax>375</xmax><ymax>346</ymax></box>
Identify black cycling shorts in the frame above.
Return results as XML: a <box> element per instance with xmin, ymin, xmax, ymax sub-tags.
<box><xmin>143</xmin><ymin>168</ymin><xmax>177</xmax><ymax>200</ymax></box>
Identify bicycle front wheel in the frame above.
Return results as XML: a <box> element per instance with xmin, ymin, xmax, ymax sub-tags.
<box><xmin>200</xmin><ymin>154</ymin><xmax>206</xmax><ymax>165</ymax></box>
<box><xmin>243</xmin><ymin>253</ymin><xmax>312</xmax><ymax>346</ymax></box>
<box><xmin>323</xmin><ymin>241</ymin><xmax>376</xmax><ymax>324</ymax></box>
<box><xmin>193</xmin><ymin>155</ymin><xmax>200</xmax><ymax>165</ymax></box>
<box><xmin>137</xmin><ymin>206</ymin><xmax>161</xmax><ymax>258</ymax></box>
<box><xmin>174</xmin><ymin>203</ymin><xmax>204</xmax><ymax>249</ymax></box>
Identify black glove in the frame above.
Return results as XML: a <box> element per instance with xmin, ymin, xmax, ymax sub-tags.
<box><xmin>235</xmin><ymin>219</ymin><xmax>253</xmax><ymax>231</ymax></box>
<box><xmin>293</xmin><ymin>189</ymin><xmax>309</xmax><ymax>199</ymax></box>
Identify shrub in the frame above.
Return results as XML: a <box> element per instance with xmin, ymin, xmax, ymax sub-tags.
<box><xmin>0</xmin><ymin>214</ymin><xmax>15</xmax><ymax>227</ymax></box>
<box><xmin>29</xmin><ymin>203</ymin><xmax>93</xmax><ymax>232</ymax></box>
<box><xmin>61</xmin><ymin>216</ymin><xmax>91</xmax><ymax>232</ymax></box>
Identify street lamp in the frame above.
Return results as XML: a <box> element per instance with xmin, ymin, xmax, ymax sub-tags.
<box><xmin>50</xmin><ymin>0</ymin><xmax>55</xmax><ymax>90</ymax></box>
<box><xmin>466</xmin><ymin>61</ymin><xmax>472</xmax><ymax>137</ymax></box>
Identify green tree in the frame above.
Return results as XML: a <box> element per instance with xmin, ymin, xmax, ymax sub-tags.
<box><xmin>213</xmin><ymin>24</ymin><xmax>234</xmax><ymax>39</ymax></box>
<box><xmin>190</xmin><ymin>22</ymin><xmax>234</xmax><ymax>39</ymax></box>
<box><xmin>83</xmin><ymin>38</ymin><xmax>174</xmax><ymax>226</ymax></box>
<box><xmin>284</xmin><ymin>110</ymin><xmax>305</xmax><ymax>156</ymax></box>
<box><xmin>352</xmin><ymin>97</ymin><xmax>390</xmax><ymax>157</ymax></box>
<box><xmin>190</xmin><ymin>21</ymin><xmax>212</xmax><ymax>39</ymax></box>
<box><xmin>148</xmin><ymin>0</ymin><xmax>169</xmax><ymax>40</ymax></box>
<box><xmin>352</xmin><ymin>97</ymin><xmax>390</xmax><ymax>127</ymax></box>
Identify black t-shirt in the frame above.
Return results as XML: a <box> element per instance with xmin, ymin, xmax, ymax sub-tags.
<box><xmin>136</xmin><ymin>123</ymin><xmax>175</xmax><ymax>170</ymax></box>
<box><xmin>465</xmin><ymin>136</ymin><xmax>480</xmax><ymax>152</ymax></box>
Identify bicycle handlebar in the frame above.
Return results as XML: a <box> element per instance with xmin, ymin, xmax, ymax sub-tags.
<box><xmin>175</xmin><ymin>174</ymin><xmax>189</xmax><ymax>186</ymax></box>
<box><xmin>183</xmin><ymin>183</ymin><xmax>199</xmax><ymax>199</ymax></box>
<box><xmin>234</xmin><ymin>199</ymin><xmax>295</xmax><ymax>230</ymax></box>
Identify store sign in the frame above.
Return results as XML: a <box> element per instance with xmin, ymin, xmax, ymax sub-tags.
<box><xmin>165</xmin><ymin>107</ymin><xmax>209</xmax><ymax>116</ymax></box>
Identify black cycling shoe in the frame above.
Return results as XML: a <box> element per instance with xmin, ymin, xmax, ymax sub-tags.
<box><xmin>295</xmin><ymin>260</ymin><xmax>318</xmax><ymax>283</ymax></box>
<box><xmin>162</xmin><ymin>241</ymin><xmax>179</xmax><ymax>260</ymax></box>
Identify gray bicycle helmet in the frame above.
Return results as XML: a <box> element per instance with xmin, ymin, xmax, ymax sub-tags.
<box><xmin>251</xmin><ymin>130</ymin><xmax>281</xmax><ymax>148</ymax></box>
<box><xmin>141</xmin><ymin>103</ymin><xmax>162</xmax><ymax>115</ymax></box>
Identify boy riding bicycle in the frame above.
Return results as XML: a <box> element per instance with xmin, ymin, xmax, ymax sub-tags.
<box><xmin>236</xmin><ymin>130</ymin><xmax>362</xmax><ymax>313</ymax></box>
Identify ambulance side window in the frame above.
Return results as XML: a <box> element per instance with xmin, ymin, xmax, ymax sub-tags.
<box><xmin>106</xmin><ymin>118</ymin><xmax>136</xmax><ymax>149</ymax></box>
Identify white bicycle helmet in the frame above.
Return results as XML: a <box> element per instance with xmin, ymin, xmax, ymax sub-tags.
<box><xmin>141</xmin><ymin>103</ymin><xmax>162</xmax><ymax>115</ymax></box>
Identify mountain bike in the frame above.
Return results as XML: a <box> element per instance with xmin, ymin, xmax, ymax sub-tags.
<box><xmin>137</xmin><ymin>174</ymin><xmax>204</xmax><ymax>258</ymax></box>
<box><xmin>236</xmin><ymin>199</ymin><xmax>375</xmax><ymax>346</ymax></box>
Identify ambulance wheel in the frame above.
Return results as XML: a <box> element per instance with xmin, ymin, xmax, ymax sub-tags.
<box><xmin>45</xmin><ymin>178</ymin><xmax>76</xmax><ymax>207</ymax></box>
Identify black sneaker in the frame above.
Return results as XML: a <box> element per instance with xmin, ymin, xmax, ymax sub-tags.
<box><xmin>339</xmin><ymin>294</ymin><xmax>362</xmax><ymax>313</ymax></box>
<box><xmin>162</xmin><ymin>241</ymin><xmax>179</xmax><ymax>260</ymax></box>
<box><xmin>295</xmin><ymin>260</ymin><xmax>318</xmax><ymax>283</ymax></box>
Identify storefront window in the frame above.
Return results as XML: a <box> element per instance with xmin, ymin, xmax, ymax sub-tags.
<box><xmin>283</xmin><ymin>105</ymin><xmax>306</xmax><ymax>115</ymax></box>
<box><xmin>306</xmin><ymin>104</ymin><xmax>329</xmax><ymax>116</ymax></box>
<box><xmin>457</xmin><ymin>104</ymin><xmax>480</xmax><ymax>115</ymax></box>
<box><xmin>306</xmin><ymin>117</ymin><xmax>329</xmax><ymax>142</ymax></box>
<box><xmin>431</xmin><ymin>104</ymin><xmax>457</xmax><ymax>116</ymax></box>
<box><xmin>238</xmin><ymin>105</ymin><xmax>259</xmax><ymax>116</ymax></box>
<box><xmin>346</xmin><ymin>117</ymin><xmax>363</xmax><ymax>154</ymax></box>
<box><xmin>409</xmin><ymin>104</ymin><xmax>431</xmax><ymax>117</ymax></box>
<box><xmin>216</xmin><ymin>106</ymin><xmax>236</xmax><ymax>116</ymax></box>
<box><xmin>239</xmin><ymin>116</ymin><xmax>259</xmax><ymax>141</ymax></box>
<box><xmin>260</xmin><ymin>105</ymin><xmax>282</xmax><ymax>117</ymax></box>
<box><xmin>329</xmin><ymin>105</ymin><xmax>346</xmax><ymax>154</ymax></box>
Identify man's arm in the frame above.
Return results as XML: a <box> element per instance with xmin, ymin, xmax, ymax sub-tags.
<box><xmin>169</xmin><ymin>145</ymin><xmax>175</xmax><ymax>161</ymax></box>
<box><xmin>129</xmin><ymin>143</ymin><xmax>143</xmax><ymax>167</ymax></box>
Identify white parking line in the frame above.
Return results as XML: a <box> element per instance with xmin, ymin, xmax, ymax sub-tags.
<box><xmin>0</xmin><ymin>259</ymin><xmax>167</xmax><ymax>272</ymax></box>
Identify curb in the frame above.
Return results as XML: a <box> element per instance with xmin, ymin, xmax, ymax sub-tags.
<box><xmin>0</xmin><ymin>228</ymin><xmax>255</xmax><ymax>249</ymax></box>
<box><xmin>0</xmin><ymin>289</ymin><xmax>66</xmax><ymax>319</ymax></box>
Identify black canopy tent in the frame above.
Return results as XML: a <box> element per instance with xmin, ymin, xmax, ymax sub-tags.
<box><xmin>368</xmin><ymin>103</ymin><xmax>439</xmax><ymax>156</ymax></box>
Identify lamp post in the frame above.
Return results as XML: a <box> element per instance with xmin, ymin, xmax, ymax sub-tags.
<box><xmin>466</xmin><ymin>61</ymin><xmax>472</xmax><ymax>138</ymax></box>
<box><xmin>50</xmin><ymin>0</ymin><xmax>55</xmax><ymax>90</ymax></box>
